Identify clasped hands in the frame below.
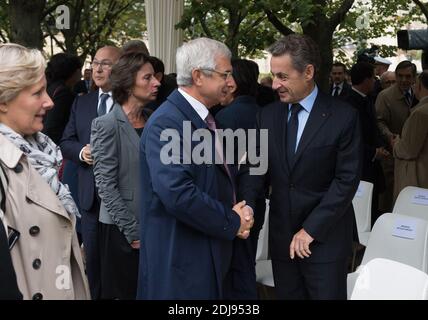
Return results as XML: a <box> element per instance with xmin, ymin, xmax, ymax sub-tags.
<box><xmin>232</xmin><ymin>200</ymin><xmax>254</xmax><ymax>240</ymax></box>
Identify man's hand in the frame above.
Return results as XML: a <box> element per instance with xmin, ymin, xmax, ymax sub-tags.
<box><xmin>130</xmin><ymin>240</ymin><xmax>140</xmax><ymax>249</ymax></box>
<box><xmin>375</xmin><ymin>147</ymin><xmax>390</xmax><ymax>160</ymax></box>
<box><xmin>390</xmin><ymin>134</ymin><xmax>399</xmax><ymax>150</ymax></box>
<box><xmin>233</xmin><ymin>200</ymin><xmax>254</xmax><ymax>239</ymax></box>
<box><xmin>290</xmin><ymin>228</ymin><xmax>314</xmax><ymax>259</ymax></box>
<box><xmin>82</xmin><ymin>144</ymin><xmax>93</xmax><ymax>165</ymax></box>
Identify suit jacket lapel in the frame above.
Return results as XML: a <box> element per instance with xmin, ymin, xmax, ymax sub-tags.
<box><xmin>168</xmin><ymin>89</ymin><xmax>208</xmax><ymax>131</ymax></box>
<box><xmin>113</xmin><ymin>103</ymin><xmax>140</xmax><ymax>150</ymax></box>
<box><xmin>291</xmin><ymin>92</ymin><xmax>331</xmax><ymax>170</ymax></box>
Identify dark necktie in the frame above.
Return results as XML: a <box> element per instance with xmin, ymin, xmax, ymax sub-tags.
<box><xmin>287</xmin><ymin>103</ymin><xmax>303</xmax><ymax>167</ymax></box>
<box><xmin>333</xmin><ymin>86</ymin><xmax>340</xmax><ymax>97</ymax></box>
<box><xmin>205</xmin><ymin>113</ymin><xmax>236</xmax><ymax>204</ymax></box>
<box><xmin>98</xmin><ymin>93</ymin><xmax>109</xmax><ymax>116</ymax></box>
<box><xmin>404</xmin><ymin>91</ymin><xmax>412</xmax><ymax>107</ymax></box>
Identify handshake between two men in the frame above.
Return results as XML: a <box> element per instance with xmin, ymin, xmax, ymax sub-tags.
<box><xmin>232</xmin><ymin>200</ymin><xmax>254</xmax><ymax>240</ymax></box>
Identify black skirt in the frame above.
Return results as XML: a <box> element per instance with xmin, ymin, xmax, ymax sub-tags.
<box><xmin>99</xmin><ymin>223</ymin><xmax>139</xmax><ymax>300</ymax></box>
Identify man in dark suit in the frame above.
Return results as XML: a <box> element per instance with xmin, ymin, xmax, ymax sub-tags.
<box><xmin>330</xmin><ymin>62</ymin><xmax>351</xmax><ymax>99</ymax></box>
<box><xmin>60</xmin><ymin>46</ymin><xmax>121</xmax><ymax>299</ymax></box>
<box><xmin>73</xmin><ymin>68</ymin><xmax>92</xmax><ymax>96</ymax></box>
<box><xmin>343</xmin><ymin>62</ymin><xmax>388</xmax><ymax>226</ymax></box>
<box><xmin>137</xmin><ymin>38</ymin><xmax>254</xmax><ymax>300</ymax></box>
<box><xmin>239</xmin><ymin>34</ymin><xmax>362</xmax><ymax>300</ymax></box>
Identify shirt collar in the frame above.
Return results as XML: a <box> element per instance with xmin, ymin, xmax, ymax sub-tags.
<box><xmin>178</xmin><ymin>88</ymin><xmax>209</xmax><ymax>121</ymax></box>
<box><xmin>334</xmin><ymin>82</ymin><xmax>344</xmax><ymax>89</ymax></box>
<box><xmin>98</xmin><ymin>88</ymin><xmax>112</xmax><ymax>98</ymax></box>
<box><xmin>352</xmin><ymin>87</ymin><xmax>367</xmax><ymax>97</ymax></box>
<box><xmin>289</xmin><ymin>85</ymin><xmax>318</xmax><ymax>114</ymax></box>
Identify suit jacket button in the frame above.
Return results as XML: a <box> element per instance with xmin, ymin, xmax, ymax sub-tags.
<box><xmin>289</xmin><ymin>184</ymin><xmax>295</xmax><ymax>189</ymax></box>
<box><xmin>32</xmin><ymin>293</ymin><xmax>43</xmax><ymax>300</ymax></box>
<box><xmin>33</xmin><ymin>258</ymin><xmax>41</xmax><ymax>270</ymax></box>
<box><xmin>13</xmin><ymin>163</ymin><xmax>23</xmax><ymax>173</ymax></box>
<box><xmin>29</xmin><ymin>226</ymin><xmax>40</xmax><ymax>236</ymax></box>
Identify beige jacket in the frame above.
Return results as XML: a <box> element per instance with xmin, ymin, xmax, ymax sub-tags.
<box><xmin>376</xmin><ymin>83</ymin><xmax>411</xmax><ymax>141</ymax></box>
<box><xmin>0</xmin><ymin>134</ymin><xmax>90</xmax><ymax>300</ymax></box>
<box><xmin>393</xmin><ymin>98</ymin><xmax>428</xmax><ymax>199</ymax></box>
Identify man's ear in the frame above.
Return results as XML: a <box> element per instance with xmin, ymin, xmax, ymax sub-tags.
<box><xmin>305</xmin><ymin>64</ymin><xmax>315</xmax><ymax>80</ymax></box>
<box><xmin>0</xmin><ymin>103</ymin><xmax>8</xmax><ymax>113</ymax></box>
<box><xmin>192</xmin><ymin>69</ymin><xmax>203</xmax><ymax>86</ymax></box>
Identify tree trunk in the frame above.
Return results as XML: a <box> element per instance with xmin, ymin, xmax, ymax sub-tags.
<box><xmin>304</xmin><ymin>23</ymin><xmax>334</xmax><ymax>94</ymax></box>
<box><xmin>62</xmin><ymin>4</ymin><xmax>79</xmax><ymax>55</ymax></box>
<box><xmin>9</xmin><ymin>0</ymin><xmax>46</xmax><ymax>49</ymax></box>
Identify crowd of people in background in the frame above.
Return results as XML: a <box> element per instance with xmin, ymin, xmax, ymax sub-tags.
<box><xmin>0</xmin><ymin>33</ymin><xmax>427</xmax><ymax>300</ymax></box>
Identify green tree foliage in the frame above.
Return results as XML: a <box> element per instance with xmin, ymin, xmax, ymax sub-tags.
<box><xmin>44</xmin><ymin>0</ymin><xmax>145</xmax><ymax>59</ymax></box>
<box><xmin>333</xmin><ymin>0</ymin><xmax>420</xmax><ymax>66</ymax></box>
<box><xmin>0</xmin><ymin>0</ymin><xmax>146</xmax><ymax>59</ymax></box>
<box><xmin>177</xmin><ymin>0</ymin><xmax>280</xmax><ymax>58</ymax></box>
<box><xmin>177</xmin><ymin>0</ymin><xmax>422</xmax><ymax>90</ymax></box>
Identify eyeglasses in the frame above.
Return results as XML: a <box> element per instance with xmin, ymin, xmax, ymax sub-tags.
<box><xmin>200</xmin><ymin>68</ymin><xmax>232</xmax><ymax>80</ymax></box>
<box><xmin>91</xmin><ymin>60</ymin><xmax>113</xmax><ymax>70</ymax></box>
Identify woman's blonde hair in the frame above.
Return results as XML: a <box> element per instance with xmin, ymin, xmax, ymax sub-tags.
<box><xmin>0</xmin><ymin>43</ymin><xmax>46</xmax><ymax>104</ymax></box>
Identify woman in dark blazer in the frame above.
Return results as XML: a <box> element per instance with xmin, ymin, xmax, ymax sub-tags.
<box><xmin>216</xmin><ymin>59</ymin><xmax>266</xmax><ymax>299</ymax></box>
<box><xmin>90</xmin><ymin>52</ymin><xmax>160</xmax><ymax>299</ymax></box>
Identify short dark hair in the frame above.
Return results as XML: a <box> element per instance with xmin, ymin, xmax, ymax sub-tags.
<box><xmin>122</xmin><ymin>40</ymin><xmax>149</xmax><ymax>55</ymax></box>
<box><xmin>245</xmin><ymin>59</ymin><xmax>260</xmax><ymax>79</ymax></box>
<box><xmin>332</xmin><ymin>62</ymin><xmax>346</xmax><ymax>72</ymax></box>
<box><xmin>268</xmin><ymin>34</ymin><xmax>321</xmax><ymax>77</ymax></box>
<box><xmin>418</xmin><ymin>70</ymin><xmax>428</xmax><ymax>90</ymax></box>
<box><xmin>231</xmin><ymin>59</ymin><xmax>258</xmax><ymax>98</ymax></box>
<box><xmin>350</xmin><ymin>62</ymin><xmax>375</xmax><ymax>85</ymax></box>
<box><xmin>45</xmin><ymin>53</ymin><xmax>82</xmax><ymax>83</ymax></box>
<box><xmin>149</xmin><ymin>56</ymin><xmax>165</xmax><ymax>75</ymax></box>
<box><xmin>110</xmin><ymin>51</ymin><xmax>152</xmax><ymax>105</ymax></box>
<box><xmin>395</xmin><ymin>60</ymin><xmax>417</xmax><ymax>76</ymax></box>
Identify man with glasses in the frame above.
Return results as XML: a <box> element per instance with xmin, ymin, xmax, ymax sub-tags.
<box><xmin>60</xmin><ymin>45</ymin><xmax>121</xmax><ymax>300</ymax></box>
<box><xmin>137</xmin><ymin>37</ymin><xmax>254</xmax><ymax>299</ymax></box>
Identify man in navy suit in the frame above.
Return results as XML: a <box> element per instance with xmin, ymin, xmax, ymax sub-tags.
<box><xmin>239</xmin><ymin>34</ymin><xmax>362</xmax><ymax>300</ymax></box>
<box><xmin>60</xmin><ymin>46</ymin><xmax>121</xmax><ymax>299</ymax></box>
<box><xmin>137</xmin><ymin>38</ymin><xmax>254</xmax><ymax>300</ymax></box>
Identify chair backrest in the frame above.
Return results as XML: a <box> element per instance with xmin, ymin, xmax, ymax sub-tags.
<box><xmin>351</xmin><ymin>258</ymin><xmax>428</xmax><ymax>300</ymax></box>
<box><xmin>393</xmin><ymin>186</ymin><xmax>428</xmax><ymax>221</ymax></box>
<box><xmin>352</xmin><ymin>181</ymin><xmax>373</xmax><ymax>233</ymax></box>
<box><xmin>256</xmin><ymin>199</ymin><xmax>269</xmax><ymax>261</ymax></box>
<box><xmin>361</xmin><ymin>213</ymin><xmax>428</xmax><ymax>272</ymax></box>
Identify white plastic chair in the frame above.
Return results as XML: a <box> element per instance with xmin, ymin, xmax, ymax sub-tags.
<box><xmin>255</xmin><ymin>200</ymin><xmax>269</xmax><ymax>261</ymax></box>
<box><xmin>347</xmin><ymin>213</ymin><xmax>428</xmax><ymax>298</ymax></box>
<box><xmin>393</xmin><ymin>186</ymin><xmax>428</xmax><ymax>221</ymax></box>
<box><xmin>352</xmin><ymin>180</ymin><xmax>373</xmax><ymax>246</ymax></box>
<box><xmin>255</xmin><ymin>200</ymin><xmax>274</xmax><ymax>288</ymax></box>
<box><xmin>350</xmin><ymin>258</ymin><xmax>428</xmax><ymax>300</ymax></box>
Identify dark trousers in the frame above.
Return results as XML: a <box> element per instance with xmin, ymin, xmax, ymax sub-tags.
<box><xmin>99</xmin><ymin>223</ymin><xmax>139</xmax><ymax>300</ymax></box>
<box><xmin>81</xmin><ymin>201</ymin><xmax>101</xmax><ymax>300</ymax></box>
<box><xmin>272</xmin><ymin>259</ymin><xmax>348</xmax><ymax>300</ymax></box>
